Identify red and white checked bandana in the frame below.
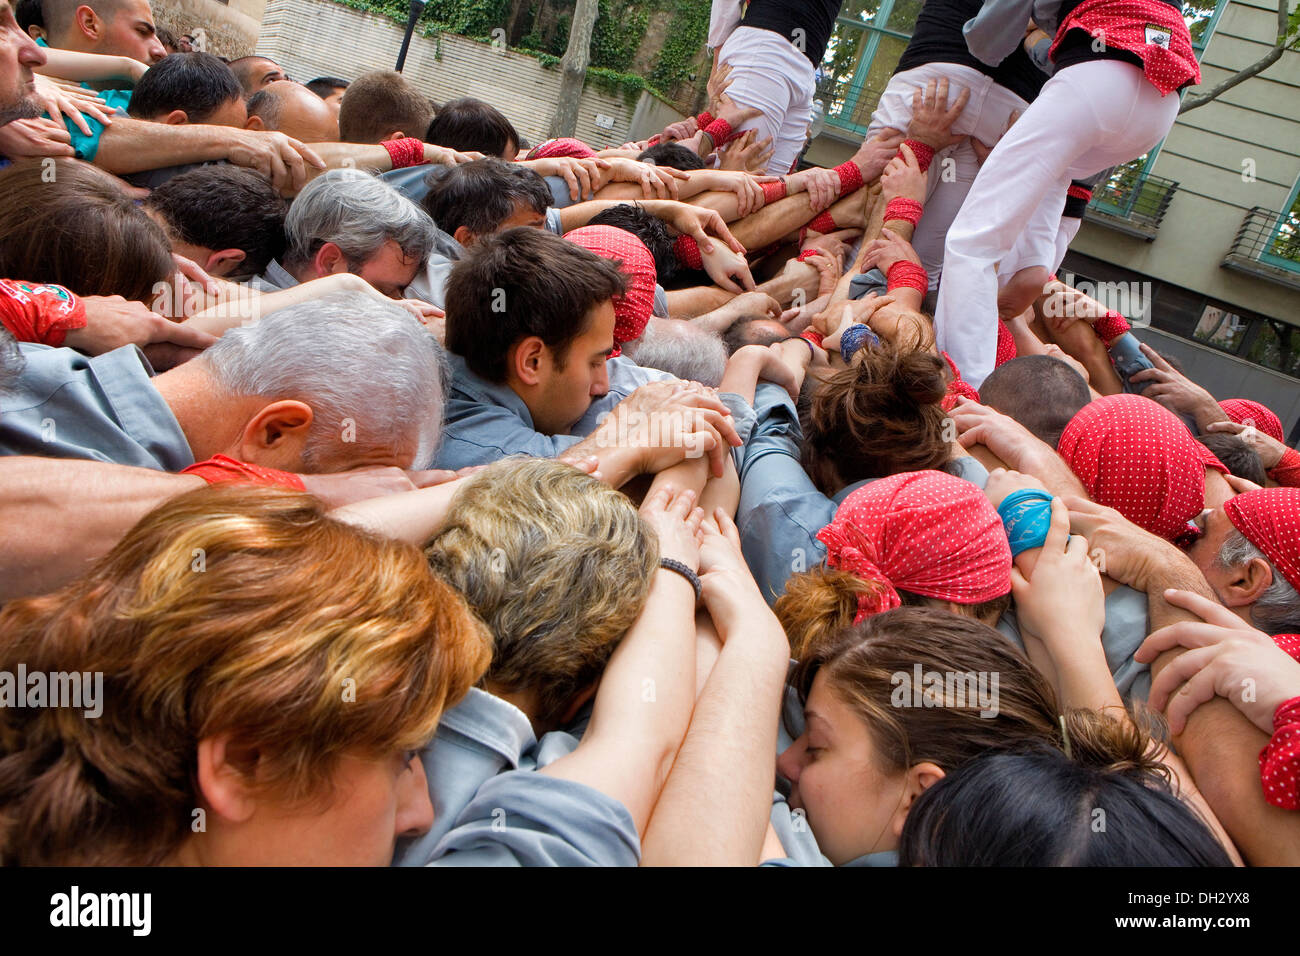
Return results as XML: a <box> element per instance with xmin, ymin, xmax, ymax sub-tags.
<box><xmin>563</xmin><ymin>225</ymin><xmax>656</xmax><ymax>353</ymax></box>
<box><xmin>816</xmin><ymin>470</ymin><xmax>1012</xmax><ymax>624</ymax></box>
<box><xmin>1058</xmin><ymin>394</ymin><xmax>1227</xmax><ymax>543</ymax></box>
<box><xmin>1219</xmin><ymin>399</ymin><xmax>1284</xmax><ymax>443</ymax></box>
<box><xmin>1224</xmin><ymin>487</ymin><xmax>1300</xmax><ymax>594</ymax></box>
<box><xmin>525</xmin><ymin>137</ymin><xmax>597</xmax><ymax>160</ymax></box>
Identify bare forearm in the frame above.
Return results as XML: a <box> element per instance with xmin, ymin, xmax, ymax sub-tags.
<box><xmin>92</xmin><ymin>118</ymin><xmax>234</xmax><ymax>174</ymax></box>
<box><xmin>640</xmin><ymin>611</ymin><xmax>789</xmax><ymax>865</ymax></box>
<box><xmin>0</xmin><ymin>458</ymin><xmax>204</xmax><ymax>601</ymax></box>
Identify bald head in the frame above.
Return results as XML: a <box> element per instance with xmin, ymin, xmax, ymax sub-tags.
<box><xmin>246</xmin><ymin>80</ymin><xmax>338</xmax><ymax>143</ymax></box>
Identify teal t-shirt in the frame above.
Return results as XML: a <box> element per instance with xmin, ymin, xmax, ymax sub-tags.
<box><xmin>36</xmin><ymin>38</ymin><xmax>134</xmax><ymax>160</ymax></box>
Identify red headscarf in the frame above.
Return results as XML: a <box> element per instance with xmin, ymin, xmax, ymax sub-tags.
<box><xmin>1058</xmin><ymin>394</ymin><xmax>1227</xmax><ymax>543</ymax></box>
<box><xmin>1219</xmin><ymin>399</ymin><xmax>1284</xmax><ymax>443</ymax></box>
<box><xmin>526</xmin><ymin>137</ymin><xmax>597</xmax><ymax>160</ymax></box>
<box><xmin>563</xmin><ymin>225</ymin><xmax>656</xmax><ymax>354</ymax></box>
<box><xmin>1224</xmin><ymin>487</ymin><xmax>1300</xmax><ymax>594</ymax></box>
<box><xmin>816</xmin><ymin>471</ymin><xmax>1012</xmax><ymax>624</ymax></box>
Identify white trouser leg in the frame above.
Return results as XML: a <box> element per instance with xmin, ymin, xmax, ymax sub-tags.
<box><xmin>717</xmin><ymin>27</ymin><xmax>815</xmax><ymax>175</ymax></box>
<box><xmin>934</xmin><ymin>60</ymin><xmax>1180</xmax><ymax>386</ymax></box>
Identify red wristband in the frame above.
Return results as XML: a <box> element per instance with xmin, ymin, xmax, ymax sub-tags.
<box><xmin>673</xmin><ymin>234</ymin><xmax>703</xmax><ymax>271</ymax></box>
<box><xmin>181</xmin><ymin>454</ymin><xmax>307</xmax><ymax>490</ymax></box>
<box><xmin>832</xmin><ymin>160</ymin><xmax>864</xmax><ymax>197</ymax></box>
<box><xmin>1094</xmin><ymin>310</ymin><xmax>1131</xmax><ymax>343</ymax></box>
<box><xmin>796</xmin><ymin>249</ymin><xmax>823</xmax><ymax>263</ymax></box>
<box><xmin>883</xmin><ymin>197</ymin><xmax>923</xmax><ymax>228</ymax></box>
<box><xmin>800</xmin><ymin>328</ymin><xmax>824</xmax><ymax>347</ymax></box>
<box><xmin>696</xmin><ymin>111</ymin><xmax>715</xmax><ymax>129</ymax></box>
<box><xmin>807</xmin><ymin>211</ymin><xmax>837</xmax><ymax>234</ymax></box>
<box><xmin>761</xmin><ymin>180</ymin><xmax>788</xmax><ymax>205</ymax></box>
<box><xmin>886</xmin><ymin>260</ymin><xmax>928</xmax><ymax>295</ymax></box>
<box><xmin>902</xmin><ymin>139</ymin><xmax>934</xmax><ymax>173</ymax></box>
<box><xmin>381</xmin><ymin>138</ymin><xmax>426</xmax><ymax>169</ymax></box>
<box><xmin>702</xmin><ymin>118</ymin><xmax>736</xmax><ymax>148</ymax></box>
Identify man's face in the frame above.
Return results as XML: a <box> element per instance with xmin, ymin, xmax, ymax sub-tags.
<box><xmin>100</xmin><ymin>0</ymin><xmax>166</xmax><ymax>64</ymax></box>
<box><xmin>321</xmin><ymin>86</ymin><xmax>346</xmax><ymax>112</ymax></box>
<box><xmin>241</xmin><ymin>57</ymin><xmax>286</xmax><ymax>94</ymax></box>
<box><xmin>0</xmin><ymin>1</ymin><xmax>44</xmax><ymax>126</ymax></box>
<box><xmin>529</xmin><ymin>299</ymin><xmax>615</xmax><ymax>436</ymax></box>
<box><xmin>352</xmin><ymin>240</ymin><xmax>422</xmax><ymax>299</ymax></box>
<box><xmin>498</xmin><ymin>199</ymin><xmax>546</xmax><ymax>232</ymax></box>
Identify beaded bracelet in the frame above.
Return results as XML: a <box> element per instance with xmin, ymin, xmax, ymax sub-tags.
<box><xmin>659</xmin><ymin>557</ymin><xmax>701</xmax><ymax>601</ymax></box>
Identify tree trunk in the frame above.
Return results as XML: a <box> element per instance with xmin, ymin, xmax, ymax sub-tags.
<box><xmin>548</xmin><ymin>0</ymin><xmax>599</xmax><ymax>139</ymax></box>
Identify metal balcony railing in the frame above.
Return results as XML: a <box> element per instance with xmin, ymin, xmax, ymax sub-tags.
<box><xmin>1222</xmin><ymin>207</ymin><xmax>1300</xmax><ymax>292</ymax></box>
<box><xmin>1084</xmin><ymin>171</ymin><xmax>1179</xmax><ymax>239</ymax></box>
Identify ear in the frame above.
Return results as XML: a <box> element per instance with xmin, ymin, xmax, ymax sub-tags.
<box><xmin>313</xmin><ymin>242</ymin><xmax>347</xmax><ymax>278</ymax></box>
<box><xmin>73</xmin><ymin>5</ymin><xmax>100</xmax><ymax>42</ymax></box>
<box><xmin>244</xmin><ymin>114</ymin><xmax>266</xmax><ymax>132</ymax></box>
<box><xmin>1220</xmin><ymin>556</ymin><xmax>1275</xmax><ymax>608</ymax></box>
<box><xmin>235</xmin><ymin>400</ymin><xmax>314</xmax><ymax>469</ymax></box>
<box><xmin>510</xmin><ymin>336</ymin><xmax>546</xmax><ymax>388</ymax></box>
<box><xmin>163</xmin><ymin>109</ymin><xmax>190</xmax><ymax>126</ymax></box>
<box><xmin>890</xmin><ymin>761</ymin><xmax>945</xmax><ymax>839</ymax></box>
<box><xmin>195</xmin><ymin>735</ymin><xmax>259</xmax><ymax>824</ymax></box>
<box><xmin>388</xmin><ymin>130</ymin><xmax>405</xmax><ymax>140</ymax></box>
<box><xmin>559</xmin><ymin>682</ymin><xmax>599</xmax><ymax>726</ymax></box>
<box><xmin>452</xmin><ymin>225</ymin><xmax>476</xmax><ymax>248</ymax></box>
<box><xmin>203</xmin><ymin>248</ymin><xmax>247</xmax><ymax>277</ymax></box>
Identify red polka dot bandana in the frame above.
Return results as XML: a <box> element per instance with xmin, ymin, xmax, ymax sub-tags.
<box><xmin>1048</xmin><ymin>0</ymin><xmax>1200</xmax><ymax>95</ymax></box>
<box><xmin>1058</xmin><ymin>394</ymin><xmax>1227</xmax><ymax>543</ymax></box>
<box><xmin>525</xmin><ymin>137</ymin><xmax>597</xmax><ymax>160</ymax></box>
<box><xmin>1224</xmin><ymin>487</ymin><xmax>1300</xmax><ymax>594</ymax></box>
<box><xmin>816</xmin><ymin>470</ymin><xmax>1012</xmax><ymax>624</ymax></box>
<box><xmin>563</xmin><ymin>225</ymin><xmax>657</xmax><ymax>353</ymax></box>
<box><xmin>1220</xmin><ymin>399</ymin><xmax>1284</xmax><ymax>443</ymax></box>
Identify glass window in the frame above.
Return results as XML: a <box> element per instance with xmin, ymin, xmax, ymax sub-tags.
<box><xmin>1192</xmin><ymin>304</ymin><xmax>1249</xmax><ymax>353</ymax></box>
<box><xmin>1248</xmin><ymin>319</ymin><xmax>1300</xmax><ymax>378</ymax></box>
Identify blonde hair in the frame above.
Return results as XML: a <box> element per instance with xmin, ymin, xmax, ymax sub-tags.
<box><xmin>0</xmin><ymin>485</ymin><xmax>491</xmax><ymax>866</ymax></box>
<box><xmin>426</xmin><ymin>457</ymin><xmax>657</xmax><ymax>725</ymax></box>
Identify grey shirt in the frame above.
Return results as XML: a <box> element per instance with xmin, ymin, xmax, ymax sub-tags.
<box><xmin>0</xmin><ymin>344</ymin><xmax>193</xmax><ymax>470</ymax></box>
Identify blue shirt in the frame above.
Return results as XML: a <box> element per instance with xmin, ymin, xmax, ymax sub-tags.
<box><xmin>0</xmin><ymin>344</ymin><xmax>193</xmax><ymax>470</ymax></box>
<box><xmin>433</xmin><ymin>350</ymin><xmax>751</xmax><ymax>470</ymax></box>
<box><xmin>394</xmin><ymin>686</ymin><xmax>639</xmax><ymax>867</ymax></box>
<box><xmin>737</xmin><ymin>383</ymin><xmax>988</xmax><ymax>605</ymax></box>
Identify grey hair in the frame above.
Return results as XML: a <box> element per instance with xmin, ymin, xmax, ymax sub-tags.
<box><xmin>1216</xmin><ymin>528</ymin><xmax>1300</xmax><ymax>635</ymax></box>
<box><xmin>198</xmin><ymin>291</ymin><xmax>448</xmax><ymax>469</ymax></box>
<box><xmin>283</xmin><ymin>168</ymin><xmax>438</xmax><ymax>270</ymax></box>
<box><xmin>623</xmin><ymin>317</ymin><xmax>728</xmax><ymax>387</ymax></box>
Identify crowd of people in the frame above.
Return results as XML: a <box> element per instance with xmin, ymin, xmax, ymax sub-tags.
<box><xmin>0</xmin><ymin>0</ymin><xmax>1297</xmax><ymax>867</ymax></box>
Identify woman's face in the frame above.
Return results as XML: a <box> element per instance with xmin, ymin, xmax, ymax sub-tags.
<box><xmin>191</xmin><ymin>747</ymin><xmax>435</xmax><ymax>866</ymax></box>
<box><xmin>776</xmin><ymin>670</ymin><xmax>909</xmax><ymax>865</ymax></box>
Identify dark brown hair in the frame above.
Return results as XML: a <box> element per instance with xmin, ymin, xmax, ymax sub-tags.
<box><xmin>338</xmin><ymin>70</ymin><xmax>435</xmax><ymax>144</ymax></box>
<box><xmin>444</xmin><ymin>226</ymin><xmax>626</xmax><ymax>383</ymax></box>
<box><xmin>801</xmin><ymin>343</ymin><xmax>953</xmax><ymax>496</ymax></box>
<box><xmin>0</xmin><ymin>159</ymin><xmax>174</xmax><ymax>302</ymax></box>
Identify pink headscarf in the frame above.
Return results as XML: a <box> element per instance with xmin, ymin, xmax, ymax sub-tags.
<box><xmin>563</xmin><ymin>225</ymin><xmax>656</xmax><ymax>354</ymax></box>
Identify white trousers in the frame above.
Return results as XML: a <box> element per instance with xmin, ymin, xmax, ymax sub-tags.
<box><xmin>934</xmin><ymin>60</ymin><xmax>1179</xmax><ymax>387</ymax></box>
<box><xmin>717</xmin><ymin>26</ymin><xmax>816</xmax><ymax>175</ymax></box>
<box><xmin>868</xmin><ymin>63</ymin><xmax>1031</xmax><ymax>292</ymax></box>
